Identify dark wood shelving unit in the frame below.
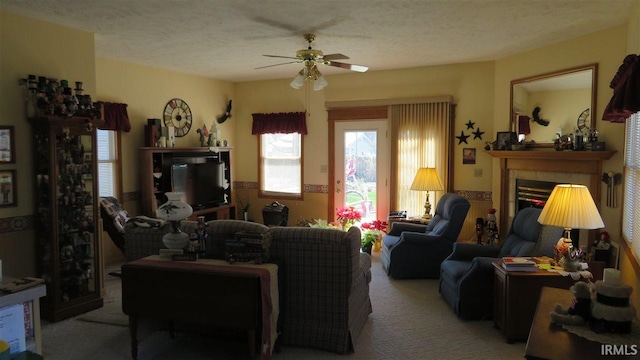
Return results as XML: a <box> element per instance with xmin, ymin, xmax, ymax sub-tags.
<box><xmin>140</xmin><ymin>147</ymin><xmax>236</xmax><ymax>221</ymax></box>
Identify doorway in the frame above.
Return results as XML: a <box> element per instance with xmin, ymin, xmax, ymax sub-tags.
<box><xmin>334</xmin><ymin>120</ymin><xmax>389</xmax><ymax>223</ymax></box>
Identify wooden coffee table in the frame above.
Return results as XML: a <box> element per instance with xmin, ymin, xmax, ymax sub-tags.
<box><xmin>121</xmin><ymin>256</ymin><xmax>279</xmax><ymax>359</ymax></box>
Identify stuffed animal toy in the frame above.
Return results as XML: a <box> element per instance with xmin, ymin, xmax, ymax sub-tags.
<box><xmin>550</xmin><ymin>281</ymin><xmax>592</xmax><ymax>326</ymax></box>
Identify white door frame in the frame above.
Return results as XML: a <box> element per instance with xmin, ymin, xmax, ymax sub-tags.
<box><xmin>334</xmin><ymin>120</ymin><xmax>389</xmax><ymax>222</ymax></box>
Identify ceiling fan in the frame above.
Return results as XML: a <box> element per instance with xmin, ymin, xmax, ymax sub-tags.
<box><xmin>256</xmin><ymin>34</ymin><xmax>368</xmax><ymax>90</ymax></box>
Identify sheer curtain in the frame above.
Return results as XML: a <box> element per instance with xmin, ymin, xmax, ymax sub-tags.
<box><xmin>390</xmin><ymin>102</ymin><xmax>452</xmax><ymax>215</ymax></box>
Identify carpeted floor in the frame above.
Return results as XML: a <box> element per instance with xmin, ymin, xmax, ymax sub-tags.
<box><xmin>40</xmin><ymin>252</ymin><xmax>526</xmax><ymax>359</ymax></box>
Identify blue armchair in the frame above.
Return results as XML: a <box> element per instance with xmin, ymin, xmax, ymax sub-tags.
<box><xmin>381</xmin><ymin>193</ymin><xmax>470</xmax><ymax>279</ymax></box>
<box><xmin>439</xmin><ymin>207</ymin><xmax>563</xmax><ymax>320</ymax></box>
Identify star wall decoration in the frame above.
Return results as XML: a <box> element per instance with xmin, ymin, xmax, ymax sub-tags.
<box><xmin>456</xmin><ymin>131</ymin><xmax>470</xmax><ymax>145</ymax></box>
<box><xmin>465</xmin><ymin>120</ymin><xmax>475</xmax><ymax>129</ymax></box>
<box><xmin>472</xmin><ymin>128</ymin><xmax>485</xmax><ymax>140</ymax></box>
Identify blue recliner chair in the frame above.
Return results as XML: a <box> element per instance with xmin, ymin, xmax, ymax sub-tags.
<box><xmin>439</xmin><ymin>207</ymin><xmax>563</xmax><ymax>320</ymax></box>
<box><xmin>381</xmin><ymin>193</ymin><xmax>470</xmax><ymax>279</ymax></box>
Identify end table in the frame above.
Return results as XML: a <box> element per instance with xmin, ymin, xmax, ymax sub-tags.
<box><xmin>492</xmin><ymin>261</ymin><xmax>576</xmax><ymax>342</ymax></box>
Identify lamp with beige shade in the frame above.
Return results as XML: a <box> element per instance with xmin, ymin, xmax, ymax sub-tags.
<box><xmin>537</xmin><ymin>184</ymin><xmax>604</xmax><ymax>271</ymax></box>
<box><xmin>410</xmin><ymin>167</ymin><xmax>444</xmax><ymax>220</ymax></box>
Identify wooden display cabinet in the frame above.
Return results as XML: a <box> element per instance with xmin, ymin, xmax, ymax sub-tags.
<box><xmin>139</xmin><ymin>147</ymin><xmax>236</xmax><ymax>221</ymax></box>
<box><xmin>30</xmin><ymin>116</ymin><xmax>104</xmax><ymax>322</ymax></box>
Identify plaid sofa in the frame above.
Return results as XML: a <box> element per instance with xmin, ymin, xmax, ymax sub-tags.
<box><xmin>122</xmin><ymin>220</ymin><xmax>372</xmax><ymax>354</ymax></box>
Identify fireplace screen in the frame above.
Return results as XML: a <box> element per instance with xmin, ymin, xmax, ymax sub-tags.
<box><xmin>516</xmin><ymin>179</ymin><xmax>579</xmax><ymax>245</ymax></box>
<box><xmin>515</xmin><ymin>179</ymin><xmax>556</xmax><ymax>211</ymax></box>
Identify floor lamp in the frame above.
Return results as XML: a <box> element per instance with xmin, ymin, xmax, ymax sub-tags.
<box><xmin>410</xmin><ymin>167</ymin><xmax>444</xmax><ymax>219</ymax></box>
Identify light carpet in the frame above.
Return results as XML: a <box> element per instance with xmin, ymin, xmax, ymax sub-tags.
<box><xmin>41</xmin><ymin>253</ymin><xmax>526</xmax><ymax>359</ymax></box>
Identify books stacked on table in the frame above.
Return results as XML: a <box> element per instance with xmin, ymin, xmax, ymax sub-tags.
<box><xmin>501</xmin><ymin>257</ymin><xmax>538</xmax><ymax>272</ymax></box>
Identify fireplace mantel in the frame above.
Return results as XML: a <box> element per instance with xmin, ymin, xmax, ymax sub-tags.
<box><xmin>486</xmin><ymin>150</ymin><xmax>616</xmax><ymax>161</ymax></box>
<box><xmin>487</xmin><ymin>149</ymin><xmax>616</xmax><ymax>246</ymax></box>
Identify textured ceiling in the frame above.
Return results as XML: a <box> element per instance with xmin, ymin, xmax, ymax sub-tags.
<box><xmin>0</xmin><ymin>0</ymin><xmax>635</xmax><ymax>83</ymax></box>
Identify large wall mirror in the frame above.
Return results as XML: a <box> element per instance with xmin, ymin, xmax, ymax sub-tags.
<box><xmin>510</xmin><ymin>63</ymin><xmax>598</xmax><ymax>147</ymax></box>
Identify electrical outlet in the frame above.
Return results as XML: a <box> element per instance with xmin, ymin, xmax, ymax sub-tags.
<box><xmin>320</xmin><ymin>165</ymin><xmax>327</xmax><ymax>173</ymax></box>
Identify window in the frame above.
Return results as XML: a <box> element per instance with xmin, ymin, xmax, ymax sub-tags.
<box><xmin>96</xmin><ymin>129</ymin><xmax>120</xmax><ymax>198</ymax></box>
<box><xmin>391</xmin><ymin>102</ymin><xmax>452</xmax><ymax>213</ymax></box>
<box><xmin>259</xmin><ymin>133</ymin><xmax>303</xmax><ymax>199</ymax></box>
<box><xmin>622</xmin><ymin>112</ymin><xmax>640</xmax><ymax>263</ymax></box>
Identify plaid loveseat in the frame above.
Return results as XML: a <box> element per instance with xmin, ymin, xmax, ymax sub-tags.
<box><xmin>122</xmin><ymin>220</ymin><xmax>372</xmax><ymax>354</ymax></box>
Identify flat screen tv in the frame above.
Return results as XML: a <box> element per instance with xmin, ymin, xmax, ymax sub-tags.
<box><xmin>171</xmin><ymin>158</ymin><xmax>226</xmax><ymax>209</ymax></box>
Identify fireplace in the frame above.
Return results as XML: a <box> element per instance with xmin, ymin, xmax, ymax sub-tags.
<box><xmin>515</xmin><ymin>178</ymin><xmax>579</xmax><ymax>246</ymax></box>
<box><xmin>487</xmin><ymin>150</ymin><xmax>616</xmax><ymax>250</ymax></box>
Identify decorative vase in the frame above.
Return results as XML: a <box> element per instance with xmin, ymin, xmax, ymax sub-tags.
<box><xmin>156</xmin><ymin>192</ymin><xmax>193</xmax><ymax>249</ymax></box>
<box><xmin>373</xmin><ymin>235</ymin><xmax>382</xmax><ymax>252</ymax></box>
<box><xmin>562</xmin><ymin>258</ymin><xmax>581</xmax><ymax>272</ymax></box>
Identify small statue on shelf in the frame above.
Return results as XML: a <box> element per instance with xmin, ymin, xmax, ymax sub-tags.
<box><xmin>196</xmin><ymin>125</ymin><xmax>209</xmax><ymax>147</ymax></box>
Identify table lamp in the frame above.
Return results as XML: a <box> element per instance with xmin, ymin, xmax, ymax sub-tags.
<box><xmin>155</xmin><ymin>192</ymin><xmax>193</xmax><ymax>249</ymax></box>
<box><xmin>537</xmin><ymin>184</ymin><xmax>604</xmax><ymax>271</ymax></box>
<box><xmin>410</xmin><ymin>167</ymin><xmax>444</xmax><ymax>219</ymax></box>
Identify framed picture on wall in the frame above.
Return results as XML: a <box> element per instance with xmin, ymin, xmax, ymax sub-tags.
<box><xmin>0</xmin><ymin>126</ymin><xmax>15</xmax><ymax>163</ymax></box>
<box><xmin>0</xmin><ymin>170</ymin><xmax>17</xmax><ymax>207</ymax></box>
<box><xmin>496</xmin><ymin>131</ymin><xmax>518</xmax><ymax>150</ymax></box>
<box><xmin>463</xmin><ymin>148</ymin><xmax>476</xmax><ymax>164</ymax></box>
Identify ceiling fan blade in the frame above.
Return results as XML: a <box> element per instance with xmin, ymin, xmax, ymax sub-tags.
<box><xmin>263</xmin><ymin>54</ymin><xmax>300</xmax><ymax>60</ymax></box>
<box><xmin>322</xmin><ymin>53</ymin><xmax>349</xmax><ymax>61</ymax></box>
<box><xmin>255</xmin><ymin>61</ymin><xmax>300</xmax><ymax>70</ymax></box>
<box><xmin>327</xmin><ymin>61</ymin><xmax>368</xmax><ymax>72</ymax></box>
<box><xmin>252</xmin><ymin>16</ymin><xmax>299</xmax><ymax>33</ymax></box>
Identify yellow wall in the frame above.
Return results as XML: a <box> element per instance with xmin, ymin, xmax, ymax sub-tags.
<box><xmin>235</xmin><ymin>62</ymin><xmax>496</xmax><ymax>223</ymax></box>
<box><xmin>527</xmin><ymin>88</ymin><xmax>590</xmax><ymax>141</ymax></box>
<box><xmin>95</xmin><ymin>57</ymin><xmax>236</xmax><ymax>195</ymax></box>
<box><xmin>493</xmin><ymin>24</ymin><xmax>628</xmax><ymax>244</ymax></box>
<box><xmin>0</xmin><ymin>11</ymin><xmax>96</xmax><ymax>277</ymax></box>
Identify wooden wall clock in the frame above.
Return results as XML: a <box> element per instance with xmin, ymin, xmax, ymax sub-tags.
<box><xmin>163</xmin><ymin>98</ymin><xmax>193</xmax><ymax>137</ymax></box>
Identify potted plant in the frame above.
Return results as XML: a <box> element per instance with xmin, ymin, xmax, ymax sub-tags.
<box><xmin>360</xmin><ymin>220</ymin><xmax>388</xmax><ymax>252</ymax></box>
<box><xmin>361</xmin><ymin>230</ymin><xmax>377</xmax><ymax>254</ymax></box>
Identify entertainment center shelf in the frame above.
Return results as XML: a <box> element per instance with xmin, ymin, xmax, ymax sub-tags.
<box><xmin>140</xmin><ymin>147</ymin><xmax>236</xmax><ymax>221</ymax></box>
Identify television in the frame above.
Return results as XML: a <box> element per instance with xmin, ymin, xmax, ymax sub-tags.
<box><xmin>171</xmin><ymin>157</ymin><xmax>226</xmax><ymax>210</ymax></box>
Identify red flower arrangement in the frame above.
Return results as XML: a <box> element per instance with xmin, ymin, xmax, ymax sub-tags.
<box><xmin>336</xmin><ymin>206</ymin><xmax>362</xmax><ymax>222</ymax></box>
<box><xmin>360</xmin><ymin>219</ymin><xmax>388</xmax><ymax>252</ymax></box>
<box><xmin>336</xmin><ymin>206</ymin><xmax>362</xmax><ymax>230</ymax></box>
<box><xmin>360</xmin><ymin>220</ymin><xmax>388</xmax><ymax>233</ymax></box>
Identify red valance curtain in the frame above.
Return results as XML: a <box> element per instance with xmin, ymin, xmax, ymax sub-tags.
<box><xmin>99</xmin><ymin>102</ymin><xmax>131</xmax><ymax>132</ymax></box>
<box><xmin>251</xmin><ymin>112</ymin><xmax>307</xmax><ymax>135</ymax></box>
<box><xmin>602</xmin><ymin>54</ymin><xmax>640</xmax><ymax>123</ymax></box>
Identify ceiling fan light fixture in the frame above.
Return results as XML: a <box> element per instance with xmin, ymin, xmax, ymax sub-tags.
<box><xmin>314</xmin><ymin>74</ymin><xmax>328</xmax><ymax>91</ymax></box>
<box><xmin>290</xmin><ymin>70</ymin><xmax>305</xmax><ymax>89</ymax></box>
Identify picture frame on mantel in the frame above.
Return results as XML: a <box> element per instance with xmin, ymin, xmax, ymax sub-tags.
<box><xmin>0</xmin><ymin>126</ymin><xmax>15</xmax><ymax>163</ymax></box>
<box><xmin>0</xmin><ymin>170</ymin><xmax>17</xmax><ymax>207</ymax></box>
<box><xmin>496</xmin><ymin>131</ymin><xmax>517</xmax><ymax>150</ymax></box>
